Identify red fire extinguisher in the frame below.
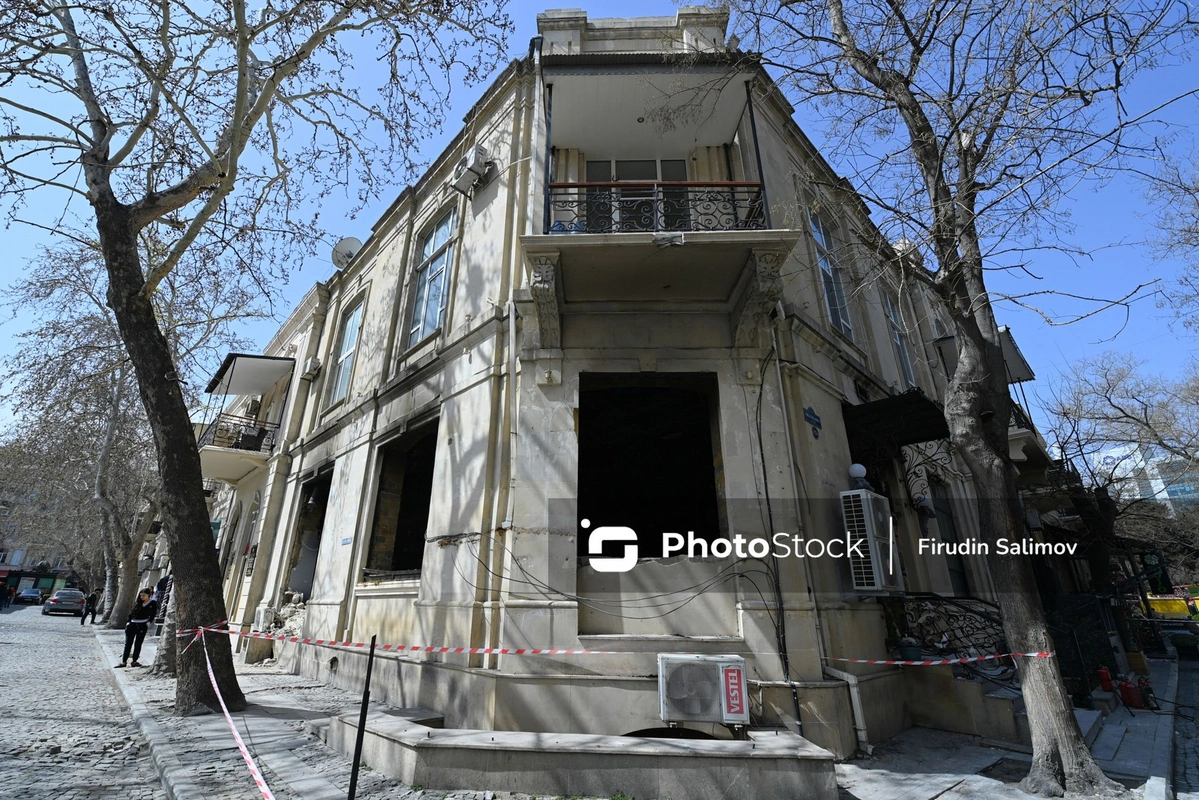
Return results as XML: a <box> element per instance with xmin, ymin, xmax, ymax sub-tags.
<box><xmin>1119</xmin><ymin>680</ymin><xmax>1145</xmax><ymax>709</ymax></box>
<box><xmin>1097</xmin><ymin>666</ymin><xmax>1114</xmax><ymax>692</ymax></box>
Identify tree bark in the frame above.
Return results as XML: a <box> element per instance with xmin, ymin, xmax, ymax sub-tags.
<box><xmin>948</xmin><ymin>320</ymin><xmax>1121</xmax><ymax>798</ymax></box>
<box><xmin>106</xmin><ymin>523</ymin><xmax>149</xmax><ymax>630</ymax></box>
<box><xmin>101</xmin><ymin>538</ymin><xmax>119</xmax><ymax>622</ymax></box>
<box><xmin>93</xmin><ymin>195</ymin><xmax>245</xmax><ymax>713</ymax></box>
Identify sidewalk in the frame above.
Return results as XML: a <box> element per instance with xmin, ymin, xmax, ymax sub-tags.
<box><xmin>838</xmin><ymin>657</ymin><xmax>1179</xmax><ymax>800</ymax></box>
<box><xmin>98</xmin><ymin>627</ymin><xmax>1179</xmax><ymax>800</ymax></box>
<box><xmin>94</xmin><ymin>628</ymin><xmax>543</xmax><ymax>800</ymax></box>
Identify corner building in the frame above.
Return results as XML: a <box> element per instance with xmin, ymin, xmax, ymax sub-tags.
<box><xmin>201</xmin><ymin>8</ymin><xmax>1078</xmax><ymax>758</ymax></box>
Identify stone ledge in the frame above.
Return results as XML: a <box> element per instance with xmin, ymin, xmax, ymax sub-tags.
<box><xmin>329</xmin><ymin>710</ymin><xmax>837</xmax><ymax>799</ymax></box>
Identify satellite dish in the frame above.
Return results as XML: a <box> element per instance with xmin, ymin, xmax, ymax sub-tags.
<box><xmin>331</xmin><ymin>237</ymin><xmax>363</xmax><ymax>269</ymax></box>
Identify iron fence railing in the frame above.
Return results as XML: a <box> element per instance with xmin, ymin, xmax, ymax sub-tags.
<box><xmin>545</xmin><ymin>181</ymin><xmax>766</xmax><ymax>234</ymax></box>
<box><xmin>197</xmin><ymin>413</ymin><xmax>279</xmax><ymax>454</ymax></box>
<box><xmin>883</xmin><ymin>592</ymin><xmax>1112</xmax><ymax>703</ymax></box>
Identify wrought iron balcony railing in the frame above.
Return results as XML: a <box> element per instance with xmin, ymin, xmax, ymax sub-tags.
<box><xmin>1009</xmin><ymin>401</ymin><xmax>1036</xmax><ymax>432</ymax></box>
<box><xmin>546</xmin><ymin>181</ymin><xmax>766</xmax><ymax>234</ymax></box>
<box><xmin>197</xmin><ymin>413</ymin><xmax>279</xmax><ymax>455</ymax></box>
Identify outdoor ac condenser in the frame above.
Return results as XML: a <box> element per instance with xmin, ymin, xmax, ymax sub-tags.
<box><xmin>657</xmin><ymin>653</ymin><xmax>750</xmax><ymax>725</ymax></box>
<box><xmin>451</xmin><ymin>145</ymin><xmax>491</xmax><ymax>196</ymax></box>
<box><xmin>840</xmin><ymin>489</ymin><xmax>901</xmax><ymax>592</ymax></box>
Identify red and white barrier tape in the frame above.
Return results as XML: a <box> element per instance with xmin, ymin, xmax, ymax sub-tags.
<box><xmin>179</xmin><ymin>624</ymin><xmax>623</xmax><ymax>656</ymax></box>
<box><xmin>196</xmin><ymin>629</ymin><xmax>276</xmax><ymax>800</ymax></box>
<box><xmin>825</xmin><ymin>651</ymin><xmax>1054</xmax><ymax>666</ymax></box>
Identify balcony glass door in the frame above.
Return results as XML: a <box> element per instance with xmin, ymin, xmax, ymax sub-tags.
<box><xmin>584</xmin><ymin>159</ymin><xmax>689</xmax><ymax>232</ymax></box>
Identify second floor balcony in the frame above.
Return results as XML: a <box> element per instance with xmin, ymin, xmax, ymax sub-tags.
<box><xmin>546</xmin><ymin>181</ymin><xmax>765</xmax><ymax>235</ymax></box>
<box><xmin>198</xmin><ymin>413</ymin><xmax>280</xmax><ymax>484</ymax></box>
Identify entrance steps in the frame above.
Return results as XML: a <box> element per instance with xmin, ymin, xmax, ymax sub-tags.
<box><xmin>327</xmin><ymin>710</ymin><xmax>838</xmax><ymax>800</ymax></box>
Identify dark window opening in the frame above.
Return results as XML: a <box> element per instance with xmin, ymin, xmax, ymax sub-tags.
<box><xmin>365</xmin><ymin>423</ymin><xmax>438</xmax><ymax>578</ymax></box>
<box><xmin>577</xmin><ymin>374</ymin><xmax>723</xmax><ymax>559</ymax></box>
<box><xmin>931</xmin><ymin>483</ymin><xmax>970</xmax><ymax>597</ymax></box>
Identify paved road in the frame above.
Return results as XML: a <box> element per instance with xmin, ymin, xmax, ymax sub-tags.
<box><xmin>0</xmin><ymin>602</ymin><xmax>165</xmax><ymax>800</ymax></box>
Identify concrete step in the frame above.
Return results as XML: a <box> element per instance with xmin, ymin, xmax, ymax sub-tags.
<box><xmin>304</xmin><ymin>718</ymin><xmax>331</xmax><ymax>743</ymax></box>
<box><xmin>1091</xmin><ymin>690</ymin><xmax>1119</xmax><ymax>714</ymax></box>
<box><xmin>1076</xmin><ymin>708</ymin><xmax>1104</xmax><ymax>747</ymax></box>
<box><xmin>328</xmin><ymin>711</ymin><xmax>837</xmax><ymax>799</ymax></box>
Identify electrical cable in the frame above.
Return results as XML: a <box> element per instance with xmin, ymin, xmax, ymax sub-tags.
<box><xmin>459</xmin><ymin>537</ymin><xmax>781</xmax><ymax>623</ymax></box>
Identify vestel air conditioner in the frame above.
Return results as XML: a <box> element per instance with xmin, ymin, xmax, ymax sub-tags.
<box><xmin>451</xmin><ymin>145</ymin><xmax>492</xmax><ymax>196</ymax></box>
<box><xmin>658</xmin><ymin>654</ymin><xmax>750</xmax><ymax>725</ymax></box>
<box><xmin>840</xmin><ymin>489</ymin><xmax>902</xmax><ymax>592</ymax></box>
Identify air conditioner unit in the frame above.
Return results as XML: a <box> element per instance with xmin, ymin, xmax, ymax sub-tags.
<box><xmin>658</xmin><ymin>654</ymin><xmax>750</xmax><ymax>725</ymax></box>
<box><xmin>451</xmin><ymin>145</ymin><xmax>492</xmax><ymax>196</ymax></box>
<box><xmin>301</xmin><ymin>356</ymin><xmax>321</xmax><ymax>380</ymax></box>
<box><xmin>840</xmin><ymin>489</ymin><xmax>902</xmax><ymax>592</ymax></box>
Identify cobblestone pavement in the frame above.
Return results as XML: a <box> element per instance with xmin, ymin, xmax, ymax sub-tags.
<box><xmin>109</xmin><ymin>630</ymin><xmax>610</xmax><ymax>800</ymax></box>
<box><xmin>0</xmin><ymin>603</ymin><xmax>166</xmax><ymax>800</ymax></box>
<box><xmin>1175</xmin><ymin>660</ymin><xmax>1199</xmax><ymax>797</ymax></box>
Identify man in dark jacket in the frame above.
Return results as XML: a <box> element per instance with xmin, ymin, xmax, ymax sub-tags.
<box><xmin>81</xmin><ymin>590</ymin><xmax>99</xmax><ymax>625</ymax></box>
<box><xmin>117</xmin><ymin>588</ymin><xmax>159</xmax><ymax>668</ymax></box>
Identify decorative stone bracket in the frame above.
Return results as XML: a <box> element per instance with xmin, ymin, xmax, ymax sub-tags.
<box><xmin>733</xmin><ymin>247</ymin><xmax>786</xmax><ymax>349</ymax></box>
<box><xmin>732</xmin><ymin>247</ymin><xmax>787</xmax><ymax>383</ymax></box>
<box><xmin>527</xmin><ymin>249</ymin><xmax>562</xmax><ymax>351</ymax></box>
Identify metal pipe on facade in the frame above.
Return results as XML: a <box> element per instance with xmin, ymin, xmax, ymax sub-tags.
<box><xmin>822</xmin><ymin>665</ymin><xmax>874</xmax><ymax>755</ymax></box>
<box><xmin>744</xmin><ymin>80</ymin><xmax>771</xmax><ymax>228</ymax></box>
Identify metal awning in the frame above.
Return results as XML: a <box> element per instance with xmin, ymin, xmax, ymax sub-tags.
<box><xmin>999</xmin><ymin>326</ymin><xmax>1035</xmax><ymax>383</ymax></box>
<box><xmin>842</xmin><ymin>389</ymin><xmax>950</xmax><ymax>460</ymax></box>
<box><xmin>205</xmin><ymin>353</ymin><xmax>295</xmax><ymax>395</ymax></box>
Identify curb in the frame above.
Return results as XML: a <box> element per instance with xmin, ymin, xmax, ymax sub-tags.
<box><xmin>92</xmin><ymin>627</ymin><xmax>208</xmax><ymax>800</ymax></box>
<box><xmin>1144</xmin><ymin>656</ymin><xmax>1179</xmax><ymax>800</ymax></box>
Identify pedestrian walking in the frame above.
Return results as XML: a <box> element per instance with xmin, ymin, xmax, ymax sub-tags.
<box><xmin>81</xmin><ymin>590</ymin><xmax>99</xmax><ymax>625</ymax></box>
<box><xmin>116</xmin><ymin>588</ymin><xmax>158</xmax><ymax>668</ymax></box>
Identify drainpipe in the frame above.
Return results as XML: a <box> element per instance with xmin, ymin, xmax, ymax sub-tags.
<box><xmin>822</xmin><ymin>665</ymin><xmax>874</xmax><ymax>755</ymax></box>
<box><xmin>772</xmin><ymin>307</ymin><xmax>872</xmax><ymax>755</ymax></box>
<box><xmin>744</xmin><ymin>80</ymin><xmax>771</xmax><ymax>228</ymax></box>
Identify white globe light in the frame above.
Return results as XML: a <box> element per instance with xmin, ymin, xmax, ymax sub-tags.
<box><xmin>848</xmin><ymin>463</ymin><xmax>868</xmax><ymax>479</ymax></box>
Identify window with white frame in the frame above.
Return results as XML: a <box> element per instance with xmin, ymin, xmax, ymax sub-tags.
<box><xmin>810</xmin><ymin>212</ymin><xmax>852</xmax><ymax>338</ymax></box>
<box><xmin>408</xmin><ymin>208</ymin><xmax>457</xmax><ymax>348</ymax></box>
<box><xmin>326</xmin><ymin>301</ymin><xmax>364</xmax><ymax>405</ymax></box>
<box><xmin>884</xmin><ymin>293</ymin><xmax>917</xmax><ymax>389</ymax></box>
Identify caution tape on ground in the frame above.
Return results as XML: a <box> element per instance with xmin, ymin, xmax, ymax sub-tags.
<box><xmin>824</xmin><ymin>651</ymin><xmax>1054</xmax><ymax>666</ymax></box>
<box><xmin>196</xmin><ymin>629</ymin><xmax>276</xmax><ymax>800</ymax></box>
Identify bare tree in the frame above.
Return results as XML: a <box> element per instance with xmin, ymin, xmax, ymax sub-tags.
<box><xmin>0</xmin><ymin>0</ymin><xmax>511</xmax><ymax>712</ymax></box>
<box><xmin>1146</xmin><ymin>141</ymin><xmax>1199</xmax><ymax>324</ymax></box>
<box><xmin>732</xmin><ymin>1</ymin><xmax>1196</xmax><ymax>794</ymax></box>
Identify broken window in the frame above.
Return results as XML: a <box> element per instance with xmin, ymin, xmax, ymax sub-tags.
<box><xmin>364</xmin><ymin>423</ymin><xmax>438</xmax><ymax>578</ymax></box>
<box><xmin>577</xmin><ymin>374</ymin><xmax>723</xmax><ymax>559</ymax></box>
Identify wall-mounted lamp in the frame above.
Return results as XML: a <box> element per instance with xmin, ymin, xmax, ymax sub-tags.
<box><xmin>848</xmin><ymin>463</ymin><xmax>872</xmax><ymax>491</ymax></box>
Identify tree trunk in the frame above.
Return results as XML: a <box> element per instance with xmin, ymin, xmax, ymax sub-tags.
<box><xmin>93</xmin><ymin>196</ymin><xmax>244</xmax><ymax>713</ymax></box>
<box><xmin>101</xmin><ymin>541</ymin><xmax>119</xmax><ymax>623</ymax></box>
<box><xmin>947</xmin><ymin>322</ymin><xmax>1121</xmax><ymax>797</ymax></box>
<box><xmin>152</xmin><ymin>582</ymin><xmax>178</xmax><ymax>677</ymax></box>
<box><xmin>106</xmin><ymin>525</ymin><xmax>149</xmax><ymax>629</ymax></box>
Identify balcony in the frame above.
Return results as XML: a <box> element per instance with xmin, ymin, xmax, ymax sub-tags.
<box><xmin>1009</xmin><ymin>400</ymin><xmax>1053</xmax><ymax>483</ymax></box>
<box><xmin>198</xmin><ymin>413</ymin><xmax>280</xmax><ymax>484</ymax></box>
<box><xmin>546</xmin><ymin>181</ymin><xmax>765</xmax><ymax>235</ymax></box>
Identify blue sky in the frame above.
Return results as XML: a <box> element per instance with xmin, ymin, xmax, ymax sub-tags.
<box><xmin>3</xmin><ymin>0</ymin><xmax>1195</xmax><ymax>427</ymax></box>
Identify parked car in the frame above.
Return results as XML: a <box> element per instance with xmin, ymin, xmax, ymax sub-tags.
<box><xmin>42</xmin><ymin>589</ymin><xmax>86</xmax><ymax>616</ymax></box>
<box><xmin>15</xmin><ymin>588</ymin><xmax>43</xmax><ymax>605</ymax></box>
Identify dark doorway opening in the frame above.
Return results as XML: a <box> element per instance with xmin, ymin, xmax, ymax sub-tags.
<box><xmin>287</xmin><ymin>472</ymin><xmax>332</xmax><ymax>601</ymax></box>
<box><xmin>577</xmin><ymin>374</ymin><xmax>723</xmax><ymax>559</ymax></box>
<box><xmin>365</xmin><ymin>423</ymin><xmax>438</xmax><ymax>579</ymax></box>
